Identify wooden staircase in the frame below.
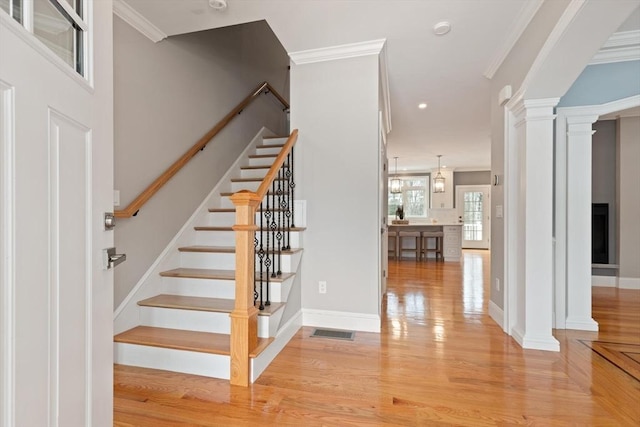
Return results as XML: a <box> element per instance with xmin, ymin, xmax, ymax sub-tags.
<box><xmin>114</xmin><ymin>134</ymin><xmax>303</xmax><ymax>383</ymax></box>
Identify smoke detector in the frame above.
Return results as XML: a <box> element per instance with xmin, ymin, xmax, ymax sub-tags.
<box><xmin>209</xmin><ymin>0</ymin><xmax>227</xmax><ymax>10</ymax></box>
<box><xmin>433</xmin><ymin>21</ymin><xmax>451</xmax><ymax>36</ymax></box>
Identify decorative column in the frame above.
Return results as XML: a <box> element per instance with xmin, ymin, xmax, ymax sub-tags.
<box><xmin>509</xmin><ymin>98</ymin><xmax>560</xmax><ymax>352</ymax></box>
<box><xmin>565</xmin><ymin>115</ymin><xmax>599</xmax><ymax>331</ymax></box>
<box><xmin>229</xmin><ymin>190</ymin><xmax>261</xmax><ymax>386</ymax></box>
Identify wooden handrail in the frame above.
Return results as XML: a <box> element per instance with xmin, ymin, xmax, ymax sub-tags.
<box><xmin>114</xmin><ymin>81</ymin><xmax>289</xmax><ymax>218</ymax></box>
<box><xmin>229</xmin><ymin>129</ymin><xmax>298</xmax><ymax>386</ymax></box>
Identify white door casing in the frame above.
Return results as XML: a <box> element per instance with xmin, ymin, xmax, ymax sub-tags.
<box><xmin>0</xmin><ymin>2</ymin><xmax>113</xmax><ymax>425</ymax></box>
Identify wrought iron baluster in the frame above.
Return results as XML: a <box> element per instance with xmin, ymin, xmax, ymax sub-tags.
<box><xmin>263</xmin><ymin>188</ymin><xmax>272</xmax><ymax>308</ymax></box>
<box><xmin>256</xmin><ymin>202</ymin><xmax>265</xmax><ymax>310</ymax></box>
<box><xmin>276</xmin><ymin>166</ymin><xmax>283</xmax><ymax>276</ymax></box>
<box><xmin>283</xmin><ymin>151</ymin><xmax>292</xmax><ymax>250</ymax></box>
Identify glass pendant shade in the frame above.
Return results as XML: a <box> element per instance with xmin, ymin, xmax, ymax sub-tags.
<box><xmin>390</xmin><ymin>157</ymin><xmax>402</xmax><ymax>194</ymax></box>
<box><xmin>390</xmin><ymin>178</ymin><xmax>402</xmax><ymax>194</ymax></box>
<box><xmin>433</xmin><ymin>155</ymin><xmax>445</xmax><ymax>193</ymax></box>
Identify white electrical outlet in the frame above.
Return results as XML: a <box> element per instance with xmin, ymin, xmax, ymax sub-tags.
<box><xmin>319</xmin><ymin>281</ymin><xmax>327</xmax><ymax>294</ymax></box>
<box><xmin>495</xmin><ymin>278</ymin><xmax>500</xmax><ymax>291</ymax></box>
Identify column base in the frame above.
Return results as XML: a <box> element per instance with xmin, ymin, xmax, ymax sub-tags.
<box><xmin>565</xmin><ymin>316</ymin><xmax>599</xmax><ymax>331</ymax></box>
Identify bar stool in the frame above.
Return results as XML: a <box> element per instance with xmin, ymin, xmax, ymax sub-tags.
<box><xmin>388</xmin><ymin>231</ymin><xmax>398</xmax><ymax>260</ymax></box>
<box><xmin>399</xmin><ymin>232</ymin><xmax>421</xmax><ymax>260</ymax></box>
<box><xmin>421</xmin><ymin>231</ymin><xmax>444</xmax><ymax>261</ymax></box>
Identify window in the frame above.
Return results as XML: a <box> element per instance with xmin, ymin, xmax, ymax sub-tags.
<box><xmin>388</xmin><ymin>176</ymin><xmax>429</xmax><ymax>218</ymax></box>
<box><xmin>1</xmin><ymin>0</ymin><xmax>88</xmax><ymax>77</ymax></box>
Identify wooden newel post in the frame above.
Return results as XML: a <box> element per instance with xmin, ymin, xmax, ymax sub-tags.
<box><xmin>229</xmin><ymin>190</ymin><xmax>261</xmax><ymax>386</ymax></box>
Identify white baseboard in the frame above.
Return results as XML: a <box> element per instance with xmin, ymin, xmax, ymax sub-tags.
<box><xmin>521</xmin><ymin>334</ymin><xmax>560</xmax><ymax>352</ymax></box>
<box><xmin>303</xmin><ymin>309</ymin><xmax>381</xmax><ymax>333</ymax></box>
<box><xmin>591</xmin><ymin>275</ymin><xmax>617</xmax><ymax>287</ymax></box>
<box><xmin>252</xmin><ymin>310</ymin><xmax>302</xmax><ymax>382</ymax></box>
<box><xmin>619</xmin><ymin>277</ymin><xmax>640</xmax><ymax>290</ymax></box>
<box><xmin>565</xmin><ymin>316</ymin><xmax>599</xmax><ymax>331</ymax></box>
<box><xmin>488</xmin><ymin>300</ymin><xmax>505</xmax><ymax>331</ymax></box>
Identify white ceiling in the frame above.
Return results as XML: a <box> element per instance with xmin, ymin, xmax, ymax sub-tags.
<box><xmin>120</xmin><ymin>0</ymin><xmax>634</xmax><ymax>172</ymax></box>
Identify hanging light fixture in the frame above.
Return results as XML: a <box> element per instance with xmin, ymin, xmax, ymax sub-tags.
<box><xmin>433</xmin><ymin>155</ymin><xmax>445</xmax><ymax>193</ymax></box>
<box><xmin>390</xmin><ymin>157</ymin><xmax>402</xmax><ymax>194</ymax></box>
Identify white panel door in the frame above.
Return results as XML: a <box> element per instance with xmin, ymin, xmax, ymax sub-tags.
<box><xmin>0</xmin><ymin>2</ymin><xmax>113</xmax><ymax>426</ymax></box>
<box><xmin>456</xmin><ymin>185</ymin><xmax>491</xmax><ymax>249</ymax></box>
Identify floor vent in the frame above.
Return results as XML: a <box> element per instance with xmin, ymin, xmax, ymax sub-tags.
<box><xmin>310</xmin><ymin>328</ymin><xmax>355</xmax><ymax>341</ymax></box>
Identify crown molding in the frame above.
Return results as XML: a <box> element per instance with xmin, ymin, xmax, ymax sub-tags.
<box><xmin>113</xmin><ymin>0</ymin><xmax>167</xmax><ymax>43</ymax></box>
<box><xmin>289</xmin><ymin>39</ymin><xmax>386</xmax><ymax>65</ymax></box>
<box><xmin>589</xmin><ymin>30</ymin><xmax>640</xmax><ymax>65</ymax></box>
<box><xmin>484</xmin><ymin>0</ymin><xmax>544</xmax><ymax>79</ymax></box>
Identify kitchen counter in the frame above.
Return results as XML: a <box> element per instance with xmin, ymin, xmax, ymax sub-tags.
<box><xmin>388</xmin><ymin>223</ymin><xmax>462</xmax><ymax>262</ymax></box>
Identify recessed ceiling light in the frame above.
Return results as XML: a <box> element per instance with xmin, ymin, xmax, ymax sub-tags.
<box><xmin>434</xmin><ymin>21</ymin><xmax>451</xmax><ymax>36</ymax></box>
<box><xmin>418</xmin><ymin>103</ymin><xmax>427</xmax><ymax>109</ymax></box>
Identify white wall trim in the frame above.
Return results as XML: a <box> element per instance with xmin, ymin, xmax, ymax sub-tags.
<box><xmin>518</xmin><ymin>0</ymin><xmax>586</xmax><ymax>95</ymax></box>
<box><xmin>484</xmin><ymin>0</ymin><xmax>544</xmax><ymax>79</ymax></box>
<box><xmin>289</xmin><ymin>39</ymin><xmax>386</xmax><ymax>65</ymax></box>
<box><xmin>591</xmin><ymin>275</ymin><xmax>618</xmax><ymax>287</ymax></box>
<box><xmin>565</xmin><ymin>316</ymin><xmax>599</xmax><ymax>331</ymax></box>
<box><xmin>379</xmin><ymin>42</ymin><xmax>392</xmax><ymax>134</ymax></box>
<box><xmin>303</xmin><ymin>309</ymin><xmax>380</xmax><ymax>333</ymax></box>
<box><xmin>112</xmin><ymin>0</ymin><xmax>167</xmax><ymax>43</ymax></box>
<box><xmin>114</xmin><ymin>128</ymin><xmax>270</xmax><ymax>329</ymax></box>
<box><xmin>521</xmin><ymin>335</ymin><xmax>560</xmax><ymax>352</ymax></box>
<box><xmin>0</xmin><ymin>80</ymin><xmax>16</xmax><ymax>427</ymax></box>
<box><xmin>589</xmin><ymin>30</ymin><xmax>640</xmax><ymax>65</ymax></box>
<box><xmin>619</xmin><ymin>277</ymin><xmax>640</xmax><ymax>290</ymax></box>
<box><xmin>251</xmin><ymin>310</ymin><xmax>302</xmax><ymax>382</ymax></box>
<box><xmin>488</xmin><ymin>300</ymin><xmax>505</xmax><ymax>332</ymax></box>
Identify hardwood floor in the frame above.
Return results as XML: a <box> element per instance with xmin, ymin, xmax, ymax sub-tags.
<box><xmin>114</xmin><ymin>251</ymin><xmax>640</xmax><ymax>426</ymax></box>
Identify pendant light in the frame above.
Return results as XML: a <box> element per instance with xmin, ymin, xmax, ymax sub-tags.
<box><xmin>433</xmin><ymin>155</ymin><xmax>445</xmax><ymax>193</ymax></box>
<box><xmin>390</xmin><ymin>157</ymin><xmax>402</xmax><ymax>194</ymax></box>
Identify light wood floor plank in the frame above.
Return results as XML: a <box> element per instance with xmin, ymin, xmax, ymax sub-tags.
<box><xmin>114</xmin><ymin>250</ymin><xmax>640</xmax><ymax>426</ymax></box>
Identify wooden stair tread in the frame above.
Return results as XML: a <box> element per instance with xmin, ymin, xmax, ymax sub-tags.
<box><xmin>178</xmin><ymin>245</ymin><xmax>235</xmax><ymax>253</ymax></box>
<box><xmin>220</xmin><ymin>191</ymin><xmax>291</xmax><ymax>197</ymax></box>
<box><xmin>240</xmin><ymin>165</ymin><xmax>270</xmax><ymax>170</ymax></box>
<box><xmin>194</xmin><ymin>226</ymin><xmax>306</xmax><ymax>232</ymax></box>
<box><xmin>256</xmin><ymin>144</ymin><xmax>285</xmax><ymax>149</ymax></box>
<box><xmin>114</xmin><ymin>326</ymin><xmax>272</xmax><ymax>357</ymax></box>
<box><xmin>137</xmin><ymin>294</ymin><xmax>285</xmax><ymax>316</ymax></box>
<box><xmin>159</xmin><ymin>267</ymin><xmax>295</xmax><ymax>282</ymax></box>
<box><xmin>207</xmin><ymin>208</ymin><xmax>236</xmax><ymax>213</ymax></box>
<box><xmin>230</xmin><ymin>177</ymin><xmax>285</xmax><ymax>182</ymax></box>
<box><xmin>178</xmin><ymin>245</ymin><xmax>303</xmax><ymax>254</ymax></box>
<box><xmin>248</xmin><ymin>154</ymin><xmax>277</xmax><ymax>159</ymax></box>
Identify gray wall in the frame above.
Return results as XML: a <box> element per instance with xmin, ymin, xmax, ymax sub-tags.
<box><xmin>454</xmin><ymin>171</ymin><xmax>491</xmax><ymax>187</ymax></box>
<box><xmin>558</xmin><ymin>61</ymin><xmax>640</xmax><ymax>107</ymax></box>
<box><xmin>592</xmin><ymin>120</ymin><xmax>617</xmax><ymax>266</ymax></box>
<box><xmin>113</xmin><ymin>18</ymin><xmax>289</xmax><ymax>307</ymax></box>
<box><xmin>291</xmin><ymin>54</ymin><xmax>380</xmax><ymax>319</ymax></box>
<box><xmin>617</xmin><ymin>116</ymin><xmax>640</xmax><ymax>282</ymax></box>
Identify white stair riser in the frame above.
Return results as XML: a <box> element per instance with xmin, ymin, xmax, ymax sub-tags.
<box><xmin>249</xmin><ymin>156</ymin><xmax>276</xmax><ymax>167</ymax></box>
<box><xmin>161</xmin><ymin>277</ymin><xmax>236</xmax><ymax>299</ymax></box>
<box><xmin>140</xmin><ymin>306</ymin><xmax>274</xmax><ymax>338</ymax></box>
<box><xmin>220</xmin><ymin>197</ymin><xmax>235</xmax><ymax>209</ymax></box>
<box><xmin>205</xmin><ymin>211</ymin><xmax>298</xmax><ymax>226</ymax></box>
<box><xmin>195</xmin><ymin>230</ymin><xmax>302</xmax><ymax>248</ymax></box>
<box><xmin>140</xmin><ymin>306</ymin><xmax>230</xmax><ymax>334</ymax></box>
<box><xmin>180</xmin><ymin>252</ymin><xmax>236</xmax><ymax>269</ymax></box>
<box><xmin>231</xmin><ymin>180</ymin><xmax>261</xmax><ymax>192</ymax></box>
<box><xmin>240</xmin><ymin>169</ymin><xmax>268</xmax><ymax>179</ymax></box>
<box><xmin>161</xmin><ymin>276</ymin><xmax>290</xmax><ymax>303</ymax></box>
<box><xmin>255</xmin><ymin>146</ymin><xmax>282</xmax><ymax>156</ymax></box>
<box><xmin>180</xmin><ymin>251</ymin><xmax>301</xmax><ymax>272</ymax></box>
<box><xmin>261</xmin><ymin>137</ymin><xmax>288</xmax><ymax>146</ymax></box>
<box><xmin>114</xmin><ymin>343</ymin><xmax>230</xmax><ymax>379</ymax></box>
